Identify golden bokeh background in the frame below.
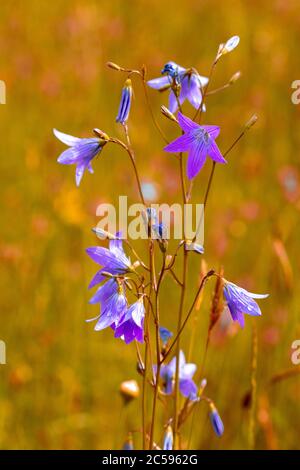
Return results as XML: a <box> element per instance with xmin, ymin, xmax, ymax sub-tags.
<box><xmin>0</xmin><ymin>0</ymin><xmax>300</xmax><ymax>449</ymax></box>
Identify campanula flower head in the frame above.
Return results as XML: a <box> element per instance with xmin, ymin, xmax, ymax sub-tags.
<box><xmin>147</xmin><ymin>61</ymin><xmax>208</xmax><ymax>113</ymax></box>
<box><xmin>160</xmin><ymin>351</ymin><xmax>198</xmax><ymax>400</ymax></box>
<box><xmin>54</xmin><ymin>128</ymin><xmax>109</xmax><ymax>186</ymax></box>
<box><xmin>116</xmin><ymin>78</ymin><xmax>132</xmax><ymax>124</ymax></box>
<box><xmin>87</xmin><ymin>279</ymin><xmax>127</xmax><ymax>331</ymax></box>
<box><xmin>209</xmin><ymin>404</ymin><xmax>224</xmax><ymax>437</ymax></box>
<box><xmin>114</xmin><ymin>298</ymin><xmax>145</xmax><ymax>344</ymax></box>
<box><xmin>223</xmin><ymin>280</ymin><xmax>269</xmax><ymax>328</ymax></box>
<box><xmin>164</xmin><ymin>112</ymin><xmax>226</xmax><ymax>180</ymax></box>
<box><xmin>86</xmin><ymin>233</ymin><xmax>132</xmax><ymax>289</ymax></box>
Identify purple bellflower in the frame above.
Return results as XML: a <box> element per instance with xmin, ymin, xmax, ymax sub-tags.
<box><xmin>223</xmin><ymin>280</ymin><xmax>269</xmax><ymax>328</ymax></box>
<box><xmin>116</xmin><ymin>78</ymin><xmax>132</xmax><ymax>124</ymax></box>
<box><xmin>54</xmin><ymin>128</ymin><xmax>108</xmax><ymax>186</ymax></box>
<box><xmin>147</xmin><ymin>61</ymin><xmax>208</xmax><ymax>113</ymax></box>
<box><xmin>160</xmin><ymin>351</ymin><xmax>198</xmax><ymax>400</ymax></box>
<box><xmin>86</xmin><ymin>235</ymin><xmax>132</xmax><ymax>289</ymax></box>
<box><xmin>86</xmin><ymin>280</ymin><xmax>127</xmax><ymax>331</ymax></box>
<box><xmin>114</xmin><ymin>298</ymin><xmax>145</xmax><ymax>344</ymax></box>
<box><xmin>164</xmin><ymin>112</ymin><xmax>226</xmax><ymax>180</ymax></box>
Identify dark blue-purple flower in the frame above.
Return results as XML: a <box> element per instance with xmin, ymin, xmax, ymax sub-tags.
<box><xmin>159</xmin><ymin>327</ymin><xmax>173</xmax><ymax>345</ymax></box>
<box><xmin>54</xmin><ymin>128</ymin><xmax>108</xmax><ymax>186</ymax></box>
<box><xmin>160</xmin><ymin>351</ymin><xmax>198</xmax><ymax>400</ymax></box>
<box><xmin>86</xmin><ymin>280</ymin><xmax>127</xmax><ymax>331</ymax></box>
<box><xmin>116</xmin><ymin>78</ymin><xmax>132</xmax><ymax>124</ymax></box>
<box><xmin>223</xmin><ymin>280</ymin><xmax>269</xmax><ymax>328</ymax></box>
<box><xmin>164</xmin><ymin>112</ymin><xmax>226</xmax><ymax>180</ymax></box>
<box><xmin>147</xmin><ymin>61</ymin><xmax>208</xmax><ymax>113</ymax></box>
<box><xmin>114</xmin><ymin>298</ymin><xmax>145</xmax><ymax>344</ymax></box>
<box><xmin>86</xmin><ymin>235</ymin><xmax>132</xmax><ymax>289</ymax></box>
<box><xmin>209</xmin><ymin>406</ymin><xmax>224</xmax><ymax>437</ymax></box>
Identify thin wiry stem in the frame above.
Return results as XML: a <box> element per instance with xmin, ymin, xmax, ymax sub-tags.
<box><xmin>162</xmin><ymin>270</ymin><xmax>215</xmax><ymax>363</ymax></box>
<box><xmin>110</xmin><ymin>137</ymin><xmax>145</xmax><ymax>205</ymax></box>
<box><xmin>149</xmin><ymin>252</ymin><xmax>166</xmax><ymax>449</ymax></box>
<box><xmin>140</xmin><ymin>69</ymin><xmax>169</xmax><ymax>144</ymax></box>
<box><xmin>192</xmin><ymin>124</ymin><xmax>254</xmax><ymax>242</ymax></box>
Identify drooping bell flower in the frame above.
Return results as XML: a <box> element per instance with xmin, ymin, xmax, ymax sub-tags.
<box><xmin>86</xmin><ymin>234</ymin><xmax>132</xmax><ymax>289</ymax></box>
<box><xmin>223</xmin><ymin>280</ymin><xmax>268</xmax><ymax>328</ymax></box>
<box><xmin>147</xmin><ymin>61</ymin><xmax>208</xmax><ymax>113</ymax></box>
<box><xmin>54</xmin><ymin>128</ymin><xmax>108</xmax><ymax>186</ymax></box>
<box><xmin>114</xmin><ymin>298</ymin><xmax>145</xmax><ymax>344</ymax></box>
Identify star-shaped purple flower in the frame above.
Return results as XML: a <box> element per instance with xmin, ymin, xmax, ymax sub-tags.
<box><xmin>54</xmin><ymin>129</ymin><xmax>108</xmax><ymax>186</ymax></box>
<box><xmin>164</xmin><ymin>112</ymin><xmax>227</xmax><ymax>180</ymax></box>
<box><xmin>86</xmin><ymin>235</ymin><xmax>132</xmax><ymax>289</ymax></box>
<box><xmin>114</xmin><ymin>298</ymin><xmax>145</xmax><ymax>344</ymax></box>
<box><xmin>160</xmin><ymin>351</ymin><xmax>198</xmax><ymax>400</ymax></box>
<box><xmin>223</xmin><ymin>281</ymin><xmax>269</xmax><ymax>328</ymax></box>
<box><xmin>147</xmin><ymin>61</ymin><xmax>208</xmax><ymax>114</ymax></box>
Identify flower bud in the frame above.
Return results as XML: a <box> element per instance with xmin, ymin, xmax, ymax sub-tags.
<box><xmin>120</xmin><ymin>380</ymin><xmax>140</xmax><ymax>401</ymax></box>
<box><xmin>229</xmin><ymin>71</ymin><xmax>241</xmax><ymax>85</ymax></box>
<box><xmin>107</xmin><ymin>61</ymin><xmax>122</xmax><ymax>71</ymax></box>
<box><xmin>160</xmin><ymin>105</ymin><xmax>178</xmax><ymax>122</ymax></box>
<box><xmin>245</xmin><ymin>114</ymin><xmax>258</xmax><ymax>130</ymax></box>
<box><xmin>116</xmin><ymin>79</ymin><xmax>133</xmax><ymax>124</ymax></box>
<box><xmin>209</xmin><ymin>403</ymin><xmax>224</xmax><ymax>437</ymax></box>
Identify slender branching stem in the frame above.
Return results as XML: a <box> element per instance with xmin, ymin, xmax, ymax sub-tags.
<box><xmin>149</xmin><ymin>253</ymin><xmax>166</xmax><ymax>449</ymax></box>
<box><xmin>162</xmin><ymin>270</ymin><xmax>215</xmax><ymax>363</ymax></box>
<box><xmin>110</xmin><ymin>137</ymin><xmax>145</xmax><ymax>205</ymax></box>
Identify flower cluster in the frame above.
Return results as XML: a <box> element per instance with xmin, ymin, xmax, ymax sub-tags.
<box><xmin>86</xmin><ymin>235</ymin><xmax>145</xmax><ymax>344</ymax></box>
<box><xmin>53</xmin><ymin>35</ymin><xmax>270</xmax><ymax>450</ymax></box>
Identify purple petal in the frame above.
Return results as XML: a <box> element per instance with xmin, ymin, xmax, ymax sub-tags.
<box><xmin>186</xmin><ymin>140</ymin><xmax>207</xmax><ymax>179</ymax></box>
<box><xmin>207</xmin><ymin>141</ymin><xmax>227</xmax><ymax>164</ymax></box>
<box><xmin>147</xmin><ymin>76</ymin><xmax>172</xmax><ymax>91</ymax></box>
<box><xmin>186</xmin><ymin>76</ymin><xmax>203</xmax><ymax>109</ymax></box>
<box><xmin>89</xmin><ymin>279</ymin><xmax>117</xmax><ymax>304</ymax></box>
<box><xmin>76</xmin><ymin>162</ymin><xmax>86</xmax><ymax>186</ymax></box>
<box><xmin>177</xmin><ymin>112</ymin><xmax>199</xmax><ymax>132</ymax></box>
<box><xmin>53</xmin><ymin>129</ymin><xmax>81</xmax><ymax>147</ymax></box>
<box><xmin>181</xmin><ymin>363</ymin><xmax>197</xmax><ymax>380</ymax></box>
<box><xmin>164</xmin><ymin>133</ymin><xmax>195</xmax><ymax>153</ymax></box>
<box><xmin>179</xmin><ymin>379</ymin><xmax>198</xmax><ymax>400</ymax></box>
<box><xmin>168</xmin><ymin>90</ymin><xmax>180</xmax><ymax>113</ymax></box>
<box><xmin>88</xmin><ymin>269</ymin><xmax>106</xmax><ymax>289</ymax></box>
<box><xmin>86</xmin><ymin>246</ymin><xmax>129</xmax><ymax>272</ymax></box>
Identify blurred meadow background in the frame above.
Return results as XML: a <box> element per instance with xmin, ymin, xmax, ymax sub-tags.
<box><xmin>0</xmin><ymin>0</ymin><xmax>300</xmax><ymax>450</ymax></box>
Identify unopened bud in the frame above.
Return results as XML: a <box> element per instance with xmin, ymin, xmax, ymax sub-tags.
<box><xmin>120</xmin><ymin>380</ymin><xmax>140</xmax><ymax>401</ymax></box>
<box><xmin>106</xmin><ymin>61</ymin><xmax>122</xmax><ymax>71</ymax></box>
<box><xmin>229</xmin><ymin>71</ymin><xmax>241</xmax><ymax>85</ymax></box>
<box><xmin>245</xmin><ymin>114</ymin><xmax>258</xmax><ymax>130</ymax></box>
<box><xmin>161</xmin><ymin>105</ymin><xmax>178</xmax><ymax>123</ymax></box>
<box><xmin>92</xmin><ymin>227</ymin><xmax>116</xmax><ymax>240</ymax></box>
